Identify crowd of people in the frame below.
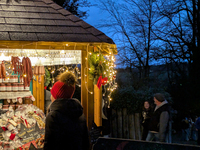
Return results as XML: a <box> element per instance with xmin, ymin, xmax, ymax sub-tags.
<box><xmin>141</xmin><ymin>94</ymin><xmax>200</xmax><ymax>145</ymax></box>
<box><xmin>181</xmin><ymin>116</ymin><xmax>200</xmax><ymax>145</ymax></box>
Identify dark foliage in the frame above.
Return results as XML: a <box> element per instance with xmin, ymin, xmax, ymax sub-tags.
<box><xmin>53</xmin><ymin>0</ymin><xmax>91</xmax><ymax>19</ymax></box>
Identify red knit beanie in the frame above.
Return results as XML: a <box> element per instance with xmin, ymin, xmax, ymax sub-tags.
<box><xmin>51</xmin><ymin>81</ymin><xmax>75</xmax><ymax>99</ymax></box>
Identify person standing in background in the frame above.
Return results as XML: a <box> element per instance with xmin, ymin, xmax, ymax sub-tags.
<box><xmin>141</xmin><ymin>101</ymin><xmax>153</xmax><ymax>140</ymax></box>
<box><xmin>146</xmin><ymin>93</ymin><xmax>170</xmax><ymax>142</ymax></box>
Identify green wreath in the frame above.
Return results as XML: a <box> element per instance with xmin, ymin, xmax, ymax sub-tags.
<box><xmin>88</xmin><ymin>52</ymin><xmax>110</xmax><ymax>84</ymax></box>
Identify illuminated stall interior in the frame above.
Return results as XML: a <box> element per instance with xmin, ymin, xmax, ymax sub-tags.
<box><xmin>0</xmin><ymin>0</ymin><xmax>117</xmax><ymax>129</ymax></box>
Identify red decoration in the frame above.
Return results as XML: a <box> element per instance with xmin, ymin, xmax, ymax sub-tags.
<box><xmin>31</xmin><ymin>140</ymin><xmax>38</xmax><ymax>149</ymax></box>
<box><xmin>102</xmin><ymin>77</ymin><xmax>108</xmax><ymax>85</ymax></box>
<box><xmin>97</xmin><ymin>76</ymin><xmax>108</xmax><ymax>88</ymax></box>
<box><xmin>22</xmin><ymin>142</ymin><xmax>31</xmax><ymax>149</ymax></box>
<box><xmin>1</xmin><ymin>127</ymin><xmax>7</xmax><ymax>131</ymax></box>
<box><xmin>44</xmin><ymin>86</ymin><xmax>47</xmax><ymax>90</ymax></box>
<box><xmin>97</xmin><ymin>76</ymin><xmax>102</xmax><ymax>89</ymax></box>
<box><xmin>94</xmin><ymin>46</ymin><xmax>98</xmax><ymax>52</ymax></box>
<box><xmin>1</xmin><ymin>127</ymin><xmax>8</xmax><ymax>131</ymax></box>
<box><xmin>10</xmin><ymin>133</ymin><xmax>16</xmax><ymax>140</ymax></box>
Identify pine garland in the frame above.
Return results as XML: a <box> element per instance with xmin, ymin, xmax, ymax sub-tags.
<box><xmin>44</xmin><ymin>67</ymin><xmax>51</xmax><ymax>87</ymax></box>
<box><xmin>88</xmin><ymin>52</ymin><xmax>109</xmax><ymax>84</ymax></box>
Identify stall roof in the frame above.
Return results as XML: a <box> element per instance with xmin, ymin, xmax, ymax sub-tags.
<box><xmin>0</xmin><ymin>0</ymin><xmax>114</xmax><ymax>44</ymax></box>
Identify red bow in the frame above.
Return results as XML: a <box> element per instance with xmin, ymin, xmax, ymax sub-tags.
<box><xmin>97</xmin><ymin>76</ymin><xmax>108</xmax><ymax>89</ymax></box>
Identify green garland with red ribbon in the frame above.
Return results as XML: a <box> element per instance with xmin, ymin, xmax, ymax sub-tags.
<box><xmin>88</xmin><ymin>52</ymin><xmax>109</xmax><ymax>86</ymax></box>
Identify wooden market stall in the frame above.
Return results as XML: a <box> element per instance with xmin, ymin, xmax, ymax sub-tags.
<box><xmin>0</xmin><ymin>0</ymin><xmax>117</xmax><ymax>130</ymax></box>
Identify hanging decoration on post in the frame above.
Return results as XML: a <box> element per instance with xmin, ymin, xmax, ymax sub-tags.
<box><xmin>86</xmin><ymin>45</ymin><xmax>118</xmax><ymax>108</ymax></box>
<box><xmin>44</xmin><ymin>67</ymin><xmax>51</xmax><ymax>89</ymax></box>
<box><xmin>88</xmin><ymin>51</ymin><xmax>109</xmax><ymax>85</ymax></box>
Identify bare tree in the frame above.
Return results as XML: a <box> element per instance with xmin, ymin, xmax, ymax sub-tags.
<box><xmin>153</xmin><ymin>0</ymin><xmax>200</xmax><ymax>87</ymax></box>
<box><xmin>152</xmin><ymin>0</ymin><xmax>200</xmax><ymax>113</ymax></box>
<box><xmin>97</xmin><ymin>0</ymin><xmax>164</xmax><ymax>78</ymax></box>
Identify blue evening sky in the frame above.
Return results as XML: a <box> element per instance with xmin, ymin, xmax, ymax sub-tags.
<box><xmin>83</xmin><ymin>0</ymin><xmax>112</xmax><ymax>39</ymax></box>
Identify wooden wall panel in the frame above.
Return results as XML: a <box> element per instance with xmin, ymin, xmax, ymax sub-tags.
<box><xmin>33</xmin><ymin>75</ymin><xmax>45</xmax><ymax>112</ymax></box>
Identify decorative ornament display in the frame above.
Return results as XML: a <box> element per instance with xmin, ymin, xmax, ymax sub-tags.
<box><xmin>0</xmin><ymin>104</ymin><xmax>45</xmax><ymax>149</ymax></box>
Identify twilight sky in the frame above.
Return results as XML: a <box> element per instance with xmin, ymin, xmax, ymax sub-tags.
<box><xmin>83</xmin><ymin>0</ymin><xmax>112</xmax><ymax>39</ymax></box>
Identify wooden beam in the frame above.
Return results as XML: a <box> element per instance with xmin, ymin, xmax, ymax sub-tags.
<box><xmin>0</xmin><ymin>41</ymin><xmax>118</xmax><ymax>54</ymax></box>
<box><xmin>94</xmin><ymin>85</ymin><xmax>102</xmax><ymax>126</ymax></box>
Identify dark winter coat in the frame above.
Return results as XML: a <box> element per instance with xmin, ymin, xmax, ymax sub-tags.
<box><xmin>141</xmin><ymin>108</ymin><xmax>153</xmax><ymax>140</ymax></box>
<box><xmin>142</xmin><ymin>108</ymin><xmax>153</xmax><ymax>127</ymax></box>
<box><xmin>44</xmin><ymin>98</ymin><xmax>90</xmax><ymax>150</ymax></box>
<box><xmin>149</xmin><ymin>101</ymin><xmax>170</xmax><ymax>141</ymax></box>
<box><xmin>195</xmin><ymin>117</ymin><xmax>200</xmax><ymax>130</ymax></box>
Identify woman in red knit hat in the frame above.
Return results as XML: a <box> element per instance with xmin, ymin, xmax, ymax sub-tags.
<box><xmin>44</xmin><ymin>71</ymin><xmax>90</xmax><ymax>150</ymax></box>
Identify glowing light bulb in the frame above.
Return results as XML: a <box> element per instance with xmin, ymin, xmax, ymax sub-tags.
<box><xmin>90</xmin><ymin>92</ymin><xmax>93</xmax><ymax>94</ymax></box>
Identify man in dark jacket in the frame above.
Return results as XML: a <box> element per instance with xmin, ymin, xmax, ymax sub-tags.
<box><xmin>44</xmin><ymin>72</ymin><xmax>90</xmax><ymax>150</ymax></box>
<box><xmin>146</xmin><ymin>93</ymin><xmax>170</xmax><ymax>142</ymax></box>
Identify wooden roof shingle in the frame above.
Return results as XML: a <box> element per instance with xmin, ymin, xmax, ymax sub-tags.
<box><xmin>0</xmin><ymin>0</ymin><xmax>114</xmax><ymax>44</ymax></box>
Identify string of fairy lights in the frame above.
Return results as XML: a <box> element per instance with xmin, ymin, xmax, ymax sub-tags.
<box><xmin>47</xmin><ymin>65</ymin><xmax>81</xmax><ymax>90</ymax></box>
<box><xmin>84</xmin><ymin>45</ymin><xmax>118</xmax><ymax>104</ymax></box>
<box><xmin>0</xmin><ymin>45</ymin><xmax>117</xmax><ymax>106</ymax></box>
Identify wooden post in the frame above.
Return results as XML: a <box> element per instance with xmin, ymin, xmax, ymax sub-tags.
<box><xmin>33</xmin><ymin>75</ymin><xmax>44</xmax><ymax>112</ymax></box>
<box><xmin>33</xmin><ymin>76</ymin><xmax>37</xmax><ymax>106</ymax></box>
<box><xmin>129</xmin><ymin>114</ymin><xmax>135</xmax><ymax>139</ymax></box>
<box><xmin>94</xmin><ymin>85</ymin><xmax>102</xmax><ymax>126</ymax></box>
<box><xmin>123</xmin><ymin>108</ymin><xmax>129</xmax><ymax>139</ymax></box>
<box><xmin>81</xmin><ymin>48</ymin><xmax>94</xmax><ymax>130</ymax></box>
<box><xmin>111</xmin><ymin>109</ymin><xmax>117</xmax><ymax>138</ymax></box>
<box><xmin>40</xmin><ymin>75</ymin><xmax>44</xmax><ymax>112</ymax></box>
<box><xmin>117</xmin><ymin>109</ymin><xmax>123</xmax><ymax>138</ymax></box>
<box><xmin>134</xmin><ymin>113</ymin><xmax>141</xmax><ymax>140</ymax></box>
